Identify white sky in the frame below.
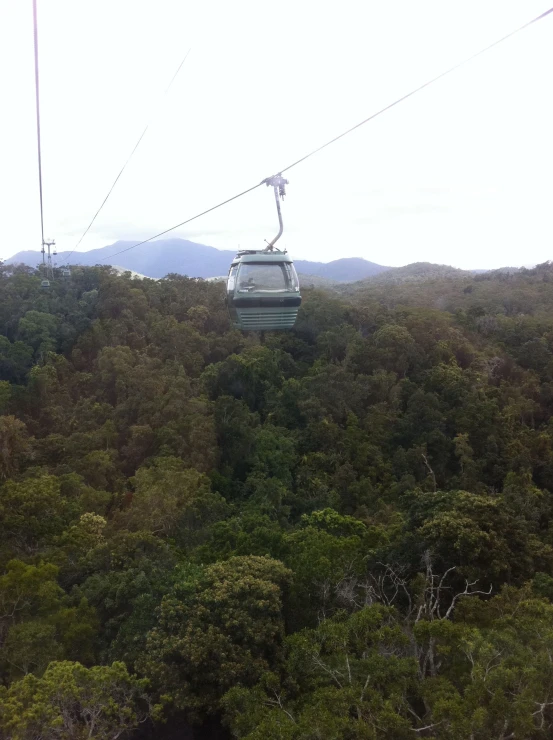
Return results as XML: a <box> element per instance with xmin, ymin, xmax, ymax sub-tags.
<box><xmin>1</xmin><ymin>0</ymin><xmax>552</xmax><ymax>269</ymax></box>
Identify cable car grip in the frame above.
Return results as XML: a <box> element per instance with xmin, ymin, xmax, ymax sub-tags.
<box><xmin>261</xmin><ymin>173</ymin><xmax>289</xmax><ymax>252</ymax></box>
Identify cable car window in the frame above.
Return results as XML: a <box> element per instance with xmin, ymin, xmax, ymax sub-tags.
<box><xmin>284</xmin><ymin>263</ymin><xmax>300</xmax><ymax>292</ymax></box>
<box><xmin>237</xmin><ymin>263</ymin><xmax>295</xmax><ymax>293</ymax></box>
<box><xmin>227</xmin><ymin>265</ymin><xmax>238</xmax><ymax>292</ymax></box>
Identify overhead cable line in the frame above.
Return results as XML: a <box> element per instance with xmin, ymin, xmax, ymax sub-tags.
<box><xmin>66</xmin><ymin>47</ymin><xmax>192</xmax><ymax>262</ymax></box>
<box><xmin>32</xmin><ymin>0</ymin><xmax>45</xmax><ymax>248</ymax></box>
<box><xmin>100</xmin><ymin>182</ymin><xmax>265</xmax><ymax>261</ymax></box>
<box><xmin>101</xmin><ymin>5</ymin><xmax>553</xmax><ymax>265</ymax></box>
<box><xmin>278</xmin><ymin>6</ymin><xmax>553</xmax><ymax>176</ymax></box>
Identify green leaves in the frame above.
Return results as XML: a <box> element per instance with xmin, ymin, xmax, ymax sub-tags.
<box><xmin>0</xmin><ymin>560</ymin><xmax>99</xmax><ymax>681</ymax></box>
<box><xmin>224</xmin><ymin>606</ymin><xmax>416</xmax><ymax>740</ymax></box>
<box><xmin>0</xmin><ymin>661</ymin><xmax>150</xmax><ymax>740</ymax></box>
<box><xmin>0</xmin><ymin>416</ymin><xmax>31</xmax><ymax>481</ymax></box>
<box><xmin>0</xmin><ymin>475</ymin><xmax>79</xmax><ymax>559</ymax></box>
<box><xmin>17</xmin><ymin>311</ymin><xmax>59</xmax><ymax>357</ymax></box>
<box><xmin>426</xmin><ymin>591</ymin><xmax>553</xmax><ymax>738</ymax></box>
<box><xmin>122</xmin><ymin>457</ymin><xmax>229</xmax><ymax>547</ymax></box>
<box><xmin>141</xmin><ymin>555</ymin><xmax>291</xmax><ymax>713</ymax></box>
<box><xmin>405</xmin><ymin>489</ymin><xmax>553</xmax><ymax>581</ymax></box>
<box><xmin>5</xmin><ymin>262</ymin><xmax>553</xmax><ymax>735</ymax></box>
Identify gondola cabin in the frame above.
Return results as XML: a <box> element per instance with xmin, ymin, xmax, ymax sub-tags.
<box><xmin>227</xmin><ymin>249</ymin><xmax>301</xmax><ymax>331</ymax></box>
<box><xmin>40</xmin><ymin>279</ymin><xmax>50</xmax><ymax>289</ymax></box>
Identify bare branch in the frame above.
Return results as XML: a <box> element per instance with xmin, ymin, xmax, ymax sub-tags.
<box><xmin>411</xmin><ymin>721</ymin><xmax>443</xmax><ymax>733</ymax></box>
<box><xmin>445</xmin><ymin>581</ymin><xmax>492</xmax><ymax>620</ymax></box>
<box><xmin>359</xmin><ymin>673</ymin><xmax>371</xmax><ymax>703</ymax></box>
<box><xmin>264</xmin><ymin>691</ymin><xmax>296</xmax><ymax>724</ymax></box>
<box><xmin>421</xmin><ymin>453</ymin><xmax>437</xmax><ymax>492</ymax></box>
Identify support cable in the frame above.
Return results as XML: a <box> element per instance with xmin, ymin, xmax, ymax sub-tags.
<box><xmin>100</xmin><ymin>5</ymin><xmax>553</xmax><ymax>265</ymax></box>
<box><xmin>32</xmin><ymin>0</ymin><xmax>45</xmax><ymax>251</ymax></box>
<box><xmin>66</xmin><ymin>48</ymin><xmax>192</xmax><ymax>261</ymax></box>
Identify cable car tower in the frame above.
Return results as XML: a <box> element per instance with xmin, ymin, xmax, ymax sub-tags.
<box><xmin>40</xmin><ymin>239</ymin><xmax>55</xmax><ymax>288</ymax></box>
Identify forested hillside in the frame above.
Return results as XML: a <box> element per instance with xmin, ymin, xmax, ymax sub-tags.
<box><xmin>2</xmin><ymin>260</ymin><xmax>553</xmax><ymax>739</ymax></box>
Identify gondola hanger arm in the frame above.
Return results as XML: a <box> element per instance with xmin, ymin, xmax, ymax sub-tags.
<box><xmin>262</xmin><ymin>173</ymin><xmax>288</xmax><ymax>252</ymax></box>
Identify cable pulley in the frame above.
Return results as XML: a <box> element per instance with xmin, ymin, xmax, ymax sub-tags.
<box><xmin>263</xmin><ymin>173</ymin><xmax>289</xmax><ymax>200</ymax></box>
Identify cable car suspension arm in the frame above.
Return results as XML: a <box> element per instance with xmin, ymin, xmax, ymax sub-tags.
<box><xmin>262</xmin><ymin>173</ymin><xmax>288</xmax><ymax>251</ymax></box>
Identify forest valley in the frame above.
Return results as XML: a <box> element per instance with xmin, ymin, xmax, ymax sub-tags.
<box><xmin>3</xmin><ymin>260</ymin><xmax>553</xmax><ymax>739</ymax></box>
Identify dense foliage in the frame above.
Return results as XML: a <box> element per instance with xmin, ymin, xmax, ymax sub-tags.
<box><xmin>3</xmin><ymin>260</ymin><xmax>553</xmax><ymax>738</ymax></box>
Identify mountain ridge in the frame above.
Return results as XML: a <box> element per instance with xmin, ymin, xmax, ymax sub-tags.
<box><xmin>5</xmin><ymin>239</ymin><xmax>390</xmax><ymax>282</ymax></box>
<box><xmin>5</xmin><ymin>238</ymin><xmax>524</xmax><ymax>285</ymax></box>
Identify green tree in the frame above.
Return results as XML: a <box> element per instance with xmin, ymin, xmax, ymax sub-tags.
<box><xmin>0</xmin><ymin>561</ymin><xmax>63</xmax><ymax>643</ymax></box>
<box><xmin>429</xmin><ymin>589</ymin><xmax>553</xmax><ymax>739</ymax></box>
<box><xmin>0</xmin><ymin>559</ymin><xmax>98</xmax><ymax>680</ymax></box>
<box><xmin>141</xmin><ymin>555</ymin><xmax>291</xmax><ymax>714</ymax></box>
<box><xmin>121</xmin><ymin>457</ymin><xmax>228</xmax><ymax>547</ymax></box>
<box><xmin>373</xmin><ymin>323</ymin><xmax>416</xmax><ymax>377</ymax></box>
<box><xmin>0</xmin><ymin>337</ymin><xmax>33</xmax><ymax>382</ymax></box>
<box><xmin>0</xmin><ymin>383</ymin><xmax>10</xmax><ymax>415</ymax></box>
<box><xmin>405</xmin><ymin>489</ymin><xmax>553</xmax><ymax>582</ymax></box>
<box><xmin>75</xmin><ymin>530</ymin><xmax>176</xmax><ymax>669</ymax></box>
<box><xmin>17</xmin><ymin>310</ymin><xmax>59</xmax><ymax>357</ymax></box>
<box><xmin>223</xmin><ymin>605</ymin><xmax>417</xmax><ymax>740</ymax></box>
<box><xmin>0</xmin><ymin>660</ymin><xmax>150</xmax><ymax>739</ymax></box>
<box><xmin>0</xmin><ymin>475</ymin><xmax>79</xmax><ymax>559</ymax></box>
<box><xmin>0</xmin><ymin>416</ymin><xmax>31</xmax><ymax>481</ymax></box>
<box><xmin>1</xmin><ymin>598</ymin><xmax>98</xmax><ymax>681</ymax></box>
<box><xmin>283</xmin><ymin>515</ymin><xmax>370</xmax><ymax>629</ymax></box>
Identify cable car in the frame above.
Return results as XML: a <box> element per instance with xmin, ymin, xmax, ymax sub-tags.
<box><xmin>227</xmin><ymin>249</ymin><xmax>301</xmax><ymax>330</ymax></box>
<box><xmin>226</xmin><ymin>174</ymin><xmax>301</xmax><ymax>331</ymax></box>
<box><xmin>40</xmin><ymin>279</ymin><xmax>50</xmax><ymax>289</ymax></box>
<box><xmin>61</xmin><ymin>268</ymin><xmax>71</xmax><ymax>278</ymax></box>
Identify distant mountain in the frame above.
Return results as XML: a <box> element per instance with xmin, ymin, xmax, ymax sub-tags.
<box><xmin>296</xmin><ymin>273</ymin><xmax>341</xmax><ymax>289</ymax></box>
<box><xmin>6</xmin><ymin>240</ymin><xmax>237</xmax><ymax>280</ymax></box>
<box><xmin>5</xmin><ymin>239</ymin><xmax>390</xmax><ymax>283</ymax></box>
<box><xmin>294</xmin><ymin>257</ymin><xmax>390</xmax><ymax>281</ymax></box>
<box><xmin>483</xmin><ymin>266</ymin><xmax>523</xmax><ymax>276</ymax></box>
<box><xmin>352</xmin><ymin>262</ymin><xmax>472</xmax><ymax>286</ymax></box>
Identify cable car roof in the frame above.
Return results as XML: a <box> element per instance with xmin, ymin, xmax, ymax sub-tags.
<box><xmin>231</xmin><ymin>250</ymin><xmax>294</xmax><ymax>266</ymax></box>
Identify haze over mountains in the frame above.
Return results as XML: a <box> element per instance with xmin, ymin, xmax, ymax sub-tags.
<box><xmin>5</xmin><ymin>237</ymin><xmax>521</xmax><ymax>284</ymax></box>
<box><xmin>6</xmin><ymin>239</ymin><xmax>391</xmax><ymax>282</ymax></box>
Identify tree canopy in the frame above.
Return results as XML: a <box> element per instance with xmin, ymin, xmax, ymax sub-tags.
<box><xmin>3</xmin><ymin>260</ymin><xmax>553</xmax><ymax>738</ymax></box>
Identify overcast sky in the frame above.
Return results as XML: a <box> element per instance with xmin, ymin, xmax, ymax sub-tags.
<box><xmin>1</xmin><ymin>0</ymin><xmax>552</xmax><ymax>268</ymax></box>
